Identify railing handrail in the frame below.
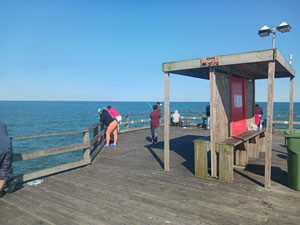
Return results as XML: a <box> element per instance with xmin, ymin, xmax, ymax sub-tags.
<box><xmin>12</xmin><ymin>129</ymin><xmax>88</xmax><ymax>140</ymax></box>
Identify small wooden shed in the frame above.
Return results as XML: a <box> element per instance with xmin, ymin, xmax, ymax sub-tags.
<box><xmin>162</xmin><ymin>49</ymin><xmax>296</xmax><ymax>188</ymax></box>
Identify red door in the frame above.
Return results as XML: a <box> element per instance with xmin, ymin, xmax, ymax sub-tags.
<box><xmin>231</xmin><ymin>76</ymin><xmax>246</xmax><ymax>135</ymax></box>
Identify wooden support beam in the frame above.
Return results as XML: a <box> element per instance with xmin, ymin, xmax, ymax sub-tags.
<box><xmin>265</xmin><ymin>61</ymin><xmax>275</xmax><ymax>188</ymax></box>
<box><xmin>218</xmin><ymin>143</ymin><xmax>234</xmax><ymax>181</ymax></box>
<box><xmin>209</xmin><ymin>67</ymin><xmax>217</xmax><ymax>177</ymax></box>
<box><xmin>234</xmin><ymin>143</ymin><xmax>248</xmax><ymax>167</ymax></box>
<box><xmin>289</xmin><ymin>76</ymin><xmax>294</xmax><ymax>129</ymax></box>
<box><xmin>194</xmin><ymin>140</ymin><xmax>208</xmax><ymax>178</ymax></box>
<box><xmin>164</xmin><ymin>72</ymin><xmax>170</xmax><ymax>171</ymax></box>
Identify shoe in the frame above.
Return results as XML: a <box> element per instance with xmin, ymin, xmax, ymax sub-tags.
<box><xmin>7</xmin><ymin>178</ymin><xmax>18</xmax><ymax>193</ymax></box>
<box><xmin>104</xmin><ymin>144</ymin><xmax>109</xmax><ymax>148</ymax></box>
<box><xmin>110</xmin><ymin>144</ymin><xmax>116</xmax><ymax>147</ymax></box>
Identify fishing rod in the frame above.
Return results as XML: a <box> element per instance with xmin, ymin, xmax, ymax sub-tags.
<box><xmin>136</xmin><ymin>90</ymin><xmax>153</xmax><ymax>109</ymax></box>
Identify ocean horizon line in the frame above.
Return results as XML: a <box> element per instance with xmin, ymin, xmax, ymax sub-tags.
<box><xmin>0</xmin><ymin>100</ymin><xmax>298</xmax><ymax>103</ymax></box>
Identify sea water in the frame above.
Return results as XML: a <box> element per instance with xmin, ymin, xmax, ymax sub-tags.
<box><xmin>0</xmin><ymin>101</ymin><xmax>299</xmax><ymax>176</ymax></box>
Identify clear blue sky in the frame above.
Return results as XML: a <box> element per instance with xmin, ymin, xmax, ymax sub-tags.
<box><xmin>0</xmin><ymin>0</ymin><xmax>299</xmax><ymax>102</ymax></box>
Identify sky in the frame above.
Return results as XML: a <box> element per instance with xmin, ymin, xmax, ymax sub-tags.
<box><xmin>0</xmin><ymin>0</ymin><xmax>299</xmax><ymax>102</ymax></box>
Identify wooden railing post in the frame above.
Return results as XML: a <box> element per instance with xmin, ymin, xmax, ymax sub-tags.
<box><xmin>83</xmin><ymin>130</ymin><xmax>91</xmax><ymax>163</ymax></box>
<box><xmin>93</xmin><ymin>125</ymin><xmax>99</xmax><ymax>151</ymax></box>
<box><xmin>125</xmin><ymin>115</ymin><xmax>129</xmax><ymax>131</ymax></box>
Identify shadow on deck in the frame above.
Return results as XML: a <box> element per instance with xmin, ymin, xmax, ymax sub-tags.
<box><xmin>1</xmin><ymin>127</ymin><xmax>299</xmax><ymax>225</ymax></box>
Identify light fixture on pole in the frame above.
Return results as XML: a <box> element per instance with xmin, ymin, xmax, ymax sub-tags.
<box><xmin>258</xmin><ymin>22</ymin><xmax>292</xmax><ymax>49</ymax></box>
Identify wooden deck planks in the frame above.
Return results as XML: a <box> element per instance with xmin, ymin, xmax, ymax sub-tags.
<box><xmin>1</xmin><ymin>127</ymin><xmax>300</xmax><ymax>225</ymax></box>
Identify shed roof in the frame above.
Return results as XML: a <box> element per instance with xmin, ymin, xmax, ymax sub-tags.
<box><xmin>162</xmin><ymin>49</ymin><xmax>296</xmax><ymax>80</ymax></box>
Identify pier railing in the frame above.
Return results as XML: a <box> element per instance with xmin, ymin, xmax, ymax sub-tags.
<box><xmin>11</xmin><ymin>112</ymin><xmax>299</xmax><ymax>184</ymax></box>
<box><xmin>120</xmin><ymin>112</ymin><xmax>300</xmax><ymax>131</ymax></box>
<box><xmin>12</xmin><ymin>123</ymin><xmax>104</xmax><ymax>184</ymax></box>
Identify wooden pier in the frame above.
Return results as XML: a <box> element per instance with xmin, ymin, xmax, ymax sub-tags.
<box><xmin>1</xmin><ymin>127</ymin><xmax>299</xmax><ymax>225</ymax></box>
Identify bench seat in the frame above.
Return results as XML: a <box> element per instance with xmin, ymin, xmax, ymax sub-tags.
<box><xmin>218</xmin><ymin>129</ymin><xmax>266</xmax><ymax>181</ymax></box>
<box><xmin>219</xmin><ymin>129</ymin><xmax>266</xmax><ymax>146</ymax></box>
<box><xmin>193</xmin><ymin>129</ymin><xmax>266</xmax><ymax>181</ymax></box>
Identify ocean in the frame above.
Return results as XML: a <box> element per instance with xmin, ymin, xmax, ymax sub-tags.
<box><xmin>0</xmin><ymin>101</ymin><xmax>299</xmax><ymax>176</ymax></box>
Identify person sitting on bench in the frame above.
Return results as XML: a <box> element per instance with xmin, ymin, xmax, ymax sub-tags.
<box><xmin>171</xmin><ymin>110</ymin><xmax>180</xmax><ymax>126</ymax></box>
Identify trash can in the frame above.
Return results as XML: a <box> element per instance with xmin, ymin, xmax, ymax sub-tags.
<box><xmin>285</xmin><ymin>129</ymin><xmax>300</xmax><ymax>190</ymax></box>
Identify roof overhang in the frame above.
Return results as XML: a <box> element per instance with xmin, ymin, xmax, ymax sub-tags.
<box><xmin>162</xmin><ymin>49</ymin><xmax>296</xmax><ymax>80</ymax></box>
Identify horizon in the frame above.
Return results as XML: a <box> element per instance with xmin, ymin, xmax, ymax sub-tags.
<box><xmin>0</xmin><ymin>100</ymin><xmax>299</xmax><ymax>103</ymax></box>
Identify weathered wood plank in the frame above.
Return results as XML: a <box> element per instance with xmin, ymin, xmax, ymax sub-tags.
<box><xmin>164</xmin><ymin>72</ymin><xmax>170</xmax><ymax>171</ymax></box>
<box><xmin>220</xmin><ymin>49</ymin><xmax>274</xmax><ymax>67</ymax></box>
<box><xmin>218</xmin><ymin>143</ymin><xmax>234</xmax><ymax>181</ymax></box>
<box><xmin>210</xmin><ymin>67</ymin><xmax>217</xmax><ymax>177</ymax></box>
<box><xmin>12</xmin><ymin>143</ymin><xmax>89</xmax><ymax>162</ymax></box>
<box><xmin>15</xmin><ymin>159</ymin><xmax>90</xmax><ymax>183</ymax></box>
<box><xmin>248</xmin><ymin>136</ymin><xmax>259</xmax><ymax>158</ymax></box>
<box><xmin>12</xmin><ymin>129</ymin><xmax>87</xmax><ymax>140</ymax></box>
<box><xmin>162</xmin><ymin>58</ymin><xmax>201</xmax><ymax>72</ymax></box>
<box><xmin>265</xmin><ymin>61</ymin><xmax>275</xmax><ymax>188</ymax></box>
<box><xmin>234</xmin><ymin>142</ymin><xmax>248</xmax><ymax>167</ymax></box>
<box><xmin>274</xmin><ymin>49</ymin><xmax>296</xmax><ymax>77</ymax></box>
<box><xmin>2</xmin><ymin>128</ymin><xmax>300</xmax><ymax>225</ymax></box>
<box><xmin>194</xmin><ymin>140</ymin><xmax>208</xmax><ymax>178</ymax></box>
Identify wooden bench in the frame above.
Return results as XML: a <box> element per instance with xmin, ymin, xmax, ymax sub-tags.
<box><xmin>193</xmin><ymin>129</ymin><xmax>266</xmax><ymax>181</ymax></box>
<box><xmin>217</xmin><ymin>129</ymin><xmax>266</xmax><ymax>181</ymax></box>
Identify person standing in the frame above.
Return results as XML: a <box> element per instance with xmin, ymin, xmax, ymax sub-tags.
<box><xmin>0</xmin><ymin>121</ymin><xmax>17</xmax><ymax>197</ymax></box>
<box><xmin>255</xmin><ymin>104</ymin><xmax>264</xmax><ymax>129</ymax></box>
<box><xmin>150</xmin><ymin>104</ymin><xmax>161</xmax><ymax>144</ymax></box>
<box><xmin>255</xmin><ymin>104</ymin><xmax>263</xmax><ymax>116</ymax></box>
<box><xmin>98</xmin><ymin>108</ymin><xmax>118</xmax><ymax>147</ymax></box>
<box><xmin>206</xmin><ymin>105</ymin><xmax>210</xmax><ymax>129</ymax></box>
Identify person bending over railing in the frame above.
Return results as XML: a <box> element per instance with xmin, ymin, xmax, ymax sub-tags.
<box><xmin>98</xmin><ymin>108</ymin><xmax>118</xmax><ymax>148</ymax></box>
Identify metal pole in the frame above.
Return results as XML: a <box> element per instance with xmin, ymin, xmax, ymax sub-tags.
<box><xmin>272</xmin><ymin>31</ymin><xmax>276</xmax><ymax>49</ymax></box>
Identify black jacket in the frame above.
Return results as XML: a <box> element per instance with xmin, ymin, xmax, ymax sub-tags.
<box><xmin>100</xmin><ymin>109</ymin><xmax>114</xmax><ymax>127</ymax></box>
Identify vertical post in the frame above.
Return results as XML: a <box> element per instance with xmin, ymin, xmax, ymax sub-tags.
<box><xmin>219</xmin><ymin>143</ymin><xmax>234</xmax><ymax>181</ymax></box>
<box><xmin>209</xmin><ymin>67</ymin><xmax>217</xmax><ymax>177</ymax></box>
<box><xmin>93</xmin><ymin>126</ymin><xmax>99</xmax><ymax>150</ymax></box>
<box><xmin>164</xmin><ymin>72</ymin><xmax>170</xmax><ymax>171</ymax></box>
<box><xmin>289</xmin><ymin>77</ymin><xmax>294</xmax><ymax>129</ymax></box>
<box><xmin>194</xmin><ymin>140</ymin><xmax>208</xmax><ymax>178</ymax></box>
<box><xmin>272</xmin><ymin>31</ymin><xmax>276</xmax><ymax>49</ymax></box>
<box><xmin>83</xmin><ymin>130</ymin><xmax>91</xmax><ymax>163</ymax></box>
<box><xmin>125</xmin><ymin>115</ymin><xmax>129</xmax><ymax>131</ymax></box>
<box><xmin>265</xmin><ymin>61</ymin><xmax>275</xmax><ymax>188</ymax></box>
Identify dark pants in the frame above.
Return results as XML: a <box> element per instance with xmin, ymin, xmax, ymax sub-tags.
<box><xmin>0</xmin><ymin>148</ymin><xmax>13</xmax><ymax>180</ymax></box>
<box><xmin>151</xmin><ymin>127</ymin><xmax>160</xmax><ymax>144</ymax></box>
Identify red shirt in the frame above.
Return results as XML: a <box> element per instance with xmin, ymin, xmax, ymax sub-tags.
<box><xmin>150</xmin><ymin>110</ymin><xmax>161</xmax><ymax>127</ymax></box>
